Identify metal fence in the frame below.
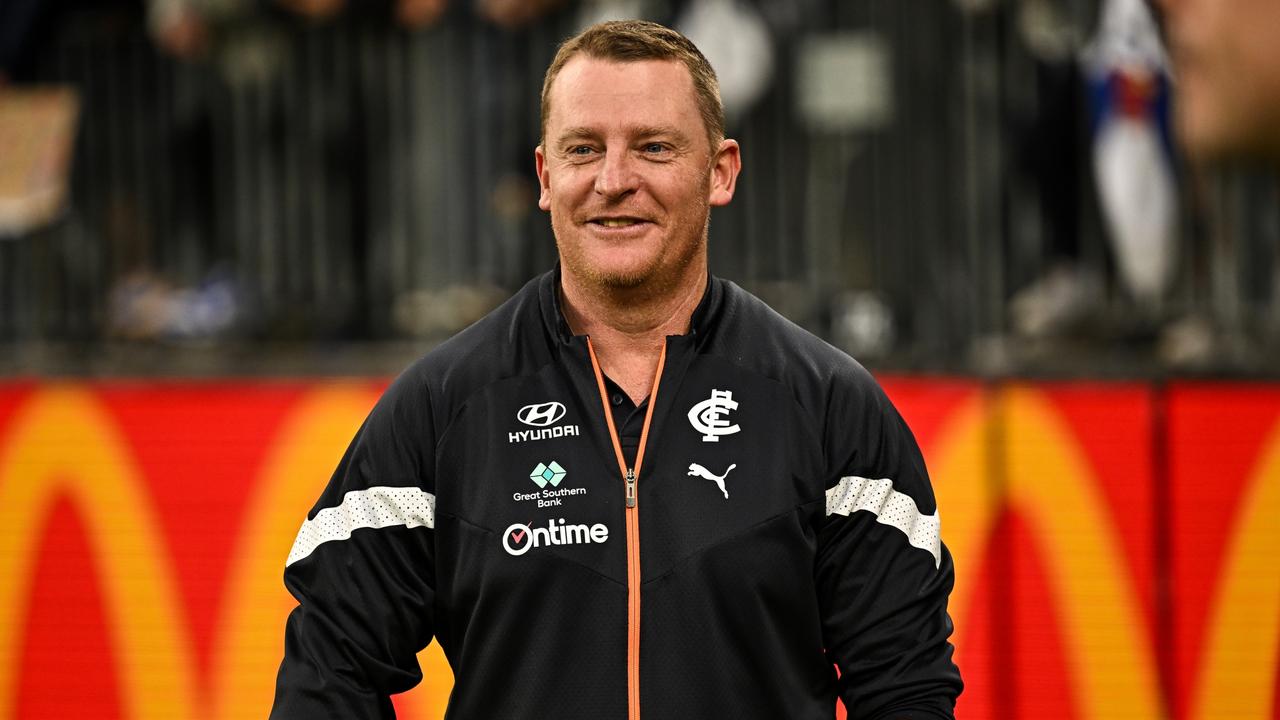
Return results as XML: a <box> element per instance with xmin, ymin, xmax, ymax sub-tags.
<box><xmin>1</xmin><ymin>0</ymin><xmax>1277</xmax><ymax>375</ymax></box>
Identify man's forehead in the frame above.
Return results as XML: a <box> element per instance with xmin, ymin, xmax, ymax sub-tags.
<box><xmin>547</xmin><ymin>56</ymin><xmax>698</xmax><ymax>121</ymax></box>
<box><xmin>554</xmin><ymin>54</ymin><xmax>692</xmax><ymax>86</ymax></box>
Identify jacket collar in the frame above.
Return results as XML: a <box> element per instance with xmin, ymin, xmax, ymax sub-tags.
<box><xmin>538</xmin><ymin>264</ymin><xmax>724</xmax><ymax>346</ymax></box>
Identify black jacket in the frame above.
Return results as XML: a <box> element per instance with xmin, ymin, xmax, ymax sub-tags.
<box><xmin>271</xmin><ymin>269</ymin><xmax>962</xmax><ymax>719</ymax></box>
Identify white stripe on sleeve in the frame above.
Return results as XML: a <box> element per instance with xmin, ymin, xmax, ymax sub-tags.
<box><xmin>825</xmin><ymin>476</ymin><xmax>941</xmax><ymax>568</ymax></box>
<box><xmin>287</xmin><ymin>486</ymin><xmax>436</xmax><ymax>567</ymax></box>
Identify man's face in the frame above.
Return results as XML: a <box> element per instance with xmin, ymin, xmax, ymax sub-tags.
<box><xmin>1155</xmin><ymin>0</ymin><xmax>1280</xmax><ymax>161</ymax></box>
<box><xmin>536</xmin><ymin>56</ymin><xmax>739</xmax><ymax>292</ymax></box>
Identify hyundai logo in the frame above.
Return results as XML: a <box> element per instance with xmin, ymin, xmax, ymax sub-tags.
<box><xmin>517</xmin><ymin>402</ymin><xmax>566</xmax><ymax>427</ymax></box>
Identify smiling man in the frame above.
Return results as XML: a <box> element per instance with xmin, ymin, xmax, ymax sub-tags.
<box><xmin>271</xmin><ymin>20</ymin><xmax>961</xmax><ymax>720</ymax></box>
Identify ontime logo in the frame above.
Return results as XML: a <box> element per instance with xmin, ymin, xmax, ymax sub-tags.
<box><xmin>501</xmin><ymin>518</ymin><xmax>609</xmax><ymax>556</ymax></box>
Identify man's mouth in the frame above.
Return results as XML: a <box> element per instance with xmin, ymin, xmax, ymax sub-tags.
<box><xmin>590</xmin><ymin>217</ymin><xmax>646</xmax><ymax>228</ymax></box>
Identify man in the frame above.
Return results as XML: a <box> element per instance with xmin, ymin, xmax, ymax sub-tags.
<box><xmin>271</xmin><ymin>20</ymin><xmax>961</xmax><ymax>719</ymax></box>
<box><xmin>1154</xmin><ymin>0</ymin><xmax>1280</xmax><ymax>162</ymax></box>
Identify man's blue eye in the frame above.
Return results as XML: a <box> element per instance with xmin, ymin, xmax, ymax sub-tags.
<box><xmin>572</xmin><ymin>146</ymin><xmax>593</xmax><ymax>155</ymax></box>
<box><xmin>645</xmin><ymin>143</ymin><xmax>665</xmax><ymax>153</ymax></box>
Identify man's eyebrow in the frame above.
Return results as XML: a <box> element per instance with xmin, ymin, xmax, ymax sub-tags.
<box><xmin>632</xmin><ymin>126</ymin><xmax>690</xmax><ymax>143</ymax></box>
<box><xmin>553</xmin><ymin>126</ymin><xmax>694</xmax><ymax>145</ymax></box>
<box><xmin>554</xmin><ymin>127</ymin><xmax>598</xmax><ymax>144</ymax></box>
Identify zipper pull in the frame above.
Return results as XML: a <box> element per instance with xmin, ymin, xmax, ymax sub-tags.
<box><xmin>625</xmin><ymin>467</ymin><xmax>637</xmax><ymax>508</ymax></box>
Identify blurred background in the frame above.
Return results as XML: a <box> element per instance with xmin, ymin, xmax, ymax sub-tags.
<box><xmin>2</xmin><ymin>0</ymin><xmax>1276</xmax><ymax>375</ymax></box>
<box><xmin>0</xmin><ymin>0</ymin><xmax>1277</xmax><ymax>718</ymax></box>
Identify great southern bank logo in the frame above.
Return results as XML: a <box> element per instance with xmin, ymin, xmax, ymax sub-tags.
<box><xmin>502</xmin><ymin>518</ymin><xmax>609</xmax><ymax>556</ymax></box>
<box><xmin>530</xmin><ymin>461</ymin><xmax>566</xmax><ymax>487</ymax></box>
<box><xmin>514</xmin><ymin>461</ymin><xmax>586</xmax><ymax>507</ymax></box>
<box><xmin>688</xmin><ymin>389</ymin><xmax>741</xmax><ymax>442</ymax></box>
<box><xmin>510</xmin><ymin>401</ymin><xmax>580</xmax><ymax>444</ymax></box>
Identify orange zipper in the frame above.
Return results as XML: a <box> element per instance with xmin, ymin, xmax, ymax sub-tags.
<box><xmin>586</xmin><ymin>337</ymin><xmax>666</xmax><ymax>720</ymax></box>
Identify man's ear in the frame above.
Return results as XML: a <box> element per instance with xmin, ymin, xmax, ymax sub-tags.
<box><xmin>535</xmin><ymin>145</ymin><xmax>551</xmax><ymax>211</ymax></box>
<box><xmin>708</xmin><ymin>139</ymin><xmax>742</xmax><ymax>207</ymax></box>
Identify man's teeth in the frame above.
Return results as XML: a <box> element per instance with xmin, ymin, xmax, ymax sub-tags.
<box><xmin>600</xmin><ymin>219</ymin><xmax>638</xmax><ymax>228</ymax></box>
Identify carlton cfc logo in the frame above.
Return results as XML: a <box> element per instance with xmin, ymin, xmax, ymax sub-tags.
<box><xmin>688</xmin><ymin>389</ymin><xmax>741</xmax><ymax>442</ymax></box>
<box><xmin>517</xmin><ymin>401</ymin><xmax>566</xmax><ymax>427</ymax></box>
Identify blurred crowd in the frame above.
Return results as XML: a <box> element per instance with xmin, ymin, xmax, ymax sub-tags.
<box><xmin>1</xmin><ymin>0</ymin><xmax>1277</xmax><ymax>374</ymax></box>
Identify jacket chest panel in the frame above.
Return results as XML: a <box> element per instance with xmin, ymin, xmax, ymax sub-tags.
<box><xmin>635</xmin><ymin>361</ymin><xmax>825</xmax><ymax>581</ymax></box>
<box><xmin>432</xmin><ymin>357</ymin><xmax>828</xmax><ymax>595</ymax></box>
<box><xmin>434</xmin><ymin>372</ymin><xmax>630</xmax><ymax>585</ymax></box>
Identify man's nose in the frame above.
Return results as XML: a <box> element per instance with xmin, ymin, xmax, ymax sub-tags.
<box><xmin>594</xmin><ymin>148</ymin><xmax>640</xmax><ymax>199</ymax></box>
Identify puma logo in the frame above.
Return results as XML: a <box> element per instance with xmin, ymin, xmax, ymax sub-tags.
<box><xmin>687</xmin><ymin>462</ymin><xmax>736</xmax><ymax>499</ymax></box>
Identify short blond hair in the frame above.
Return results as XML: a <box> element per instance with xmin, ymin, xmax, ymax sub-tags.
<box><xmin>540</xmin><ymin>20</ymin><xmax>725</xmax><ymax>149</ymax></box>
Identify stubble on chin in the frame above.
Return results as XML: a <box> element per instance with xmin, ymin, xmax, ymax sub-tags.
<box><xmin>555</xmin><ymin>228</ymin><xmax>708</xmax><ymax>302</ymax></box>
<box><xmin>585</xmin><ymin>260</ymin><xmax>654</xmax><ymax>290</ymax></box>
<box><xmin>556</xmin><ymin>240</ymin><xmax>666</xmax><ymax>295</ymax></box>
<box><xmin>552</xmin><ymin>213</ymin><xmax>708</xmax><ymax>297</ymax></box>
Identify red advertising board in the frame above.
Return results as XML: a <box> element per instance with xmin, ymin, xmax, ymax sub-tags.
<box><xmin>0</xmin><ymin>379</ymin><xmax>1276</xmax><ymax>718</ymax></box>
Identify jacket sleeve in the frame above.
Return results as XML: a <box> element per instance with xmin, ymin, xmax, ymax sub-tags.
<box><xmin>270</xmin><ymin>372</ymin><xmax>438</xmax><ymax>719</ymax></box>
<box><xmin>814</xmin><ymin>367</ymin><xmax>963</xmax><ymax>720</ymax></box>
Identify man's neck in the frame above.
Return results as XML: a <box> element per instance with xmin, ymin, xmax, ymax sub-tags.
<box><xmin>560</xmin><ymin>264</ymin><xmax>706</xmax><ymax>405</ymax></box>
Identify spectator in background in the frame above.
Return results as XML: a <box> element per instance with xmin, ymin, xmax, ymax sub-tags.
<box><xmin>1084</xmin><ymin>0</ymin><xmax>1178</xmax><ymax>311</ymax></box>
<box><xmin>1155</xmin><ymin>0</ymin><xmax>1280</xmax><ymax>164</ymax></box>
